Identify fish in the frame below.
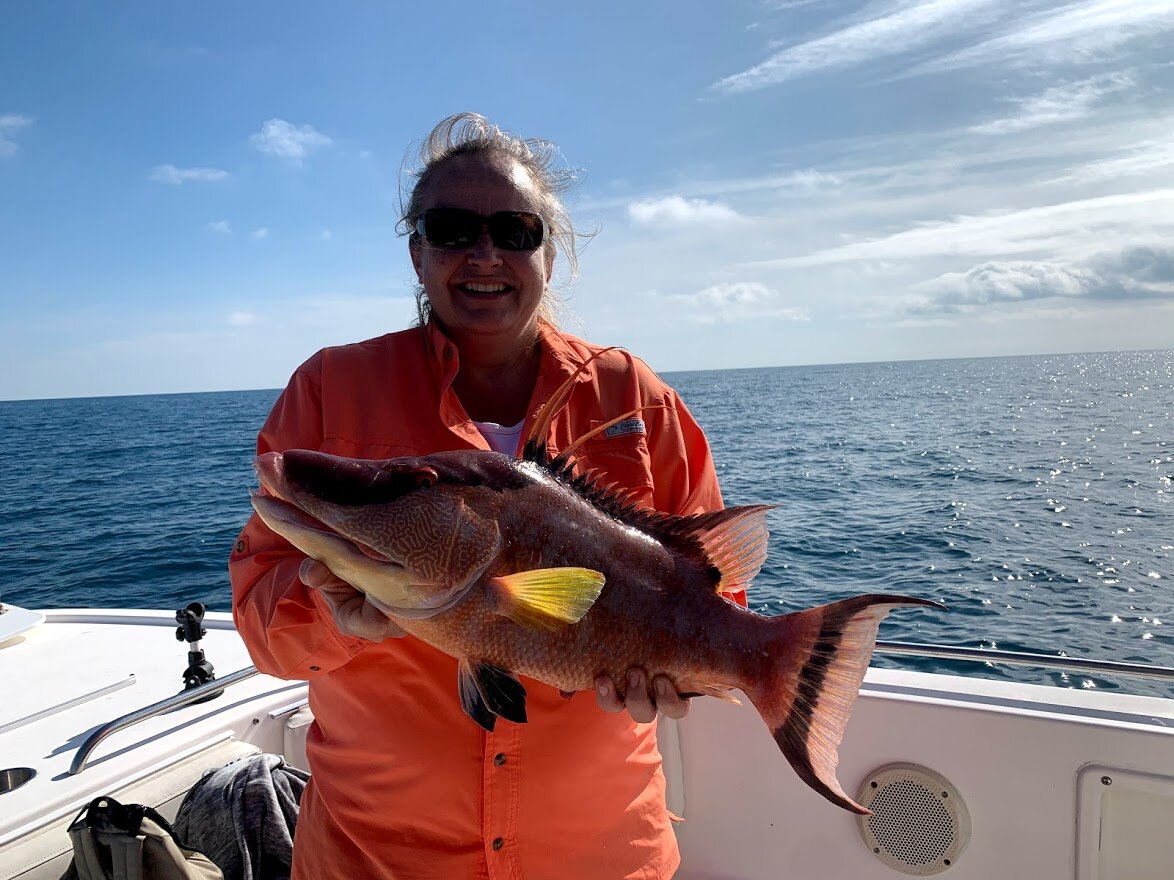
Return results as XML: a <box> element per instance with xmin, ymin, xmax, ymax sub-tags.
<box><xmin>249</xmin><ymin>360</ymin><xmax>940</xmax><ymax>814</ymax></box>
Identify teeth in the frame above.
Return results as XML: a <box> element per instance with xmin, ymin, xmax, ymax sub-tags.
<box><xmin>463</xmin><ymin>282</ymin><xmax>508</xmax><ymax>293</ymax></box>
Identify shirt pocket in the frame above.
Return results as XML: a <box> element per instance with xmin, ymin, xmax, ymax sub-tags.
<box><xmin>572</xmin><ymin>419</ymin><xmax>655</xmax><ymax>506</ymax></box>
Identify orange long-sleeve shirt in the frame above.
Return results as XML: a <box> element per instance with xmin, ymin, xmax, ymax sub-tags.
<box><xmin>230</xmin><ymin>320</ymin><xmax>731</xmax><ymax>880</ymax></box>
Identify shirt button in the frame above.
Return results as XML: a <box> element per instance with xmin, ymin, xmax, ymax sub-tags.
<box><xmin>493</xmin><ymin>753</ymin><xmax>507</xmax><ymax>766</ymax></box>
<box><xmin>492</xmin><ymin>837</ymin><xmax>504</xmax><ymax>851</ymax></box>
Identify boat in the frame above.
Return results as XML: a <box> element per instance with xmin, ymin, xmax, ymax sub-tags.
<box><xmin>2</xmin><ymin>598</ymin><xmax>1172</xmax><ymax>879</ymax></box>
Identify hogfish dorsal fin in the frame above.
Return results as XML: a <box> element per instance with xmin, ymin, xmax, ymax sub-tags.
<box><xmin>521</xmin><ymin>346</ymin><xmax>620</xmax><ymax>463</ymax></box>
<box><xmin>660</xmin><ymin>505</ymin><xmax>775</xmax><ymax>594</ymax></box>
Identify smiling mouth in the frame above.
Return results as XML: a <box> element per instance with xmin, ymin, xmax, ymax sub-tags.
<box><xmin>457</xmin><ymin>282</ymin><xmax>512</xmax><ymax>295</ymax></box>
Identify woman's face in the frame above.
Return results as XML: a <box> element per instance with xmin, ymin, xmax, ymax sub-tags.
<box><xmin>410</xmin><ymin>152</ymin><xmax>554</xmax><ymax>350</ymax></box>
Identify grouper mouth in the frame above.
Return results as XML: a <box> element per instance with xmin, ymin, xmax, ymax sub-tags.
<box><xmin>250</xmin><ymin>452</ymin><xmax>478</xmax><ymax>619</ymax></box>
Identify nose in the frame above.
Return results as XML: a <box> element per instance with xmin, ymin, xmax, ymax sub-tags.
<box><xmin>466</xmin><ymin>228</ymin><xmax>503</xmax><ymax>266</ymax></box>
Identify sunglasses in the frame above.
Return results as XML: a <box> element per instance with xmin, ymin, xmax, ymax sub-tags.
<box><xmin>414</xmin><ymin>208</ymin><xmax>547</xmax><ymax>252</ymax></box>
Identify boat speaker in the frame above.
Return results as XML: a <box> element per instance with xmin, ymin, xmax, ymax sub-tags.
<box><xmin>856</xmin><ymin>763</ymin><xmax>970</xmax><ymax>875</ymax></box>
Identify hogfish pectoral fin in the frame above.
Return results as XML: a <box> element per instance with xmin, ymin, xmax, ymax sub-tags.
<box><xmin>488</xmin><ymin>567</ymin><xmax>605</xmax><ymax>631</ymax></box>
<box><xmin>457</xmin><ymin>658</ymin><xmax>528</xmax><ymax>732</ymax></box>
<box><xmin>745</xmin><ymin>594</ymin><xmax>944</xmax><ymax>815</ymax></box>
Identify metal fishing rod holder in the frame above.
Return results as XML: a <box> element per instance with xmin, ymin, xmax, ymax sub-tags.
<box><xmin>175</xmin><ymin>602</ymin><xmax>222</xmax><ymax>702</ymax></box>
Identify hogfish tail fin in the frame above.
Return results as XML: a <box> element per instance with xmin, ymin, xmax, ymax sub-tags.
<box><xmin>744</xmin><ymin>594</ymin><xmax>943</xmax><ymax>815</ymax></box>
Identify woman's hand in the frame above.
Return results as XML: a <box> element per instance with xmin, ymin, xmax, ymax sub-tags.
<box><xmin>595</xmin><ymin>668</ymin><xmax>689</xmax><ymax>723</ymax></box>
<box><xmin>300</xmin><ymin>559</ymin><xmax>408</xmax><ymax>642</ymax></box>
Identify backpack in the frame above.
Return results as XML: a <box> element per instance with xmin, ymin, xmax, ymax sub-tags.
<box><xmin>59</xmin><ymin>796</ymin><xmax>223</xmax><ymax>880</ymax></box>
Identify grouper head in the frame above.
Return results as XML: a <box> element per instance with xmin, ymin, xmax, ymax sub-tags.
<box><xmin>251</xmin><ymin>449</ymin><xmax>520</xmax><ymax>618</ymax></box>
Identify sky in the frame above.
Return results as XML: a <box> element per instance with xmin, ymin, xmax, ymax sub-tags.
<box><xmin>1</xmin><ymin>1</ymin><xmax>1172</xmax><ymax>400</ymax></box>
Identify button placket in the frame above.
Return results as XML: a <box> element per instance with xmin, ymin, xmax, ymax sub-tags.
<box><xmin>483</xmin><ymin>725</ymin><xmax>522</xmax><ymax>877</ymax></box>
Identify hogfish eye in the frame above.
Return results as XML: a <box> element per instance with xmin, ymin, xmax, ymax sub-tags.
<box><xmin>416</xmin><ymin>472</ymin><xmax>437</xmax><ymax>489</ymax></box>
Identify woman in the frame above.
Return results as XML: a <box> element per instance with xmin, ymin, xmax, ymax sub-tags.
<box><xmin>230</xmin><ymin>113</ymin><xmax>737</xmax><ymax>879</ymax></box>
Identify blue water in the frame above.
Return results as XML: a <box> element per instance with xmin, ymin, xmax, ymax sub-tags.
<box><xmin>3</xmin><ymin>350</ymin><xmax>1171</xmax><ymax>695</ymax></box>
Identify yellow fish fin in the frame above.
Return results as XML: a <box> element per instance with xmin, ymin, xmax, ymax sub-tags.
<box><xmin>489</xmin><ymin>567</ymin><xmax>605</xmax><ymax>631</ymax></box>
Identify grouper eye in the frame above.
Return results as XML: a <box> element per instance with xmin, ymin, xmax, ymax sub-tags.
<box><xmin>283</xmin><ymin>450</ymin><xmax>439</xmax><ymax>506</ymax></box>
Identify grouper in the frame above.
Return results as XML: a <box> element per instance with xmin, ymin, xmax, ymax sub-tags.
<box><xmin>249</xmin><ymin>364</ymin><xmax>939</xmax><ymax>815</ymax></box>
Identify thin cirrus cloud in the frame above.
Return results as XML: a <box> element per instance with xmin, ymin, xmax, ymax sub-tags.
<box><xmin>1050</xmin><ymin>138</ymin><xmax>1174</xmax><ymax>184</ymax></box>
<box><xmin>0</xmin><ymin>113</ymin><xmax>31</xmax><ymax>157</ymax></box>
<box><xmin>712</xmin><ymin>0</ymin><xmax>1003</xmax><ymax>93</ymax></box>
<box><xmin>148</xmin><ymin>164</ymin><xmax>230</xmax><ymax>184</ymax></box>
<box><xmin>628</xmin><ymin>195</ymin><xmax>742</xmax><ymax>225</ymax></box>
<box><xmin>250</xmin><ymin>118</ymin><xmax>332</xmax><ymax>163</ymax></box>
<box><xmin>918</xmin><ymin>0</ymin><xmax>1174</xmax><ymax>73</ymax></box>
<box><xmin>969</xmin><ymin>72</ymin><xmax>1134</xmax><ymax>135</ymax></box>
<box><xmin>712</xmin><ymin>0</ymin><xmax>1173</xmax><ymax>92</ymax></box>
<box><xmin>752</xmin><ymin>190</ymin><xmax>1174</xmax><ymax>268</ymax></box>
<box><xmin>207</xmin><ymin>220</ymin><xmax>231</xmax><ymax>234</ymax></box>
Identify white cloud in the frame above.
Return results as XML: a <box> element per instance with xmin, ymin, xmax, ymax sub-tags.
<box><xmin>208</xmin><ymin>220</ymin><xmax>231</xmax><ymax>234</ymax></box>
<box><xmin>0</xmin><ymin>114</ymin><xmax>32</xmax><ymax>157</ymax></box>
<box><xmin>1052</xmin><ymin>138</ymin><xmax>1174</xmax><ymax>184</ymax></box>
<box><xmin>712</xmin><ymin>0</ymin><xmax>1002</xmax><ymax>92</ymax></box>
<box><xmin>250</xmin><ymin>118</ymin><xmax>332</xmax><ymax>163</ymax></box>
<box><xmin>628</xmin><ymin>195</ymin><xmax>742</xmax><ymax>225</ymax></box>
<box><xmin>660</xmin><ymin>281</ymin><xmax>811</xmax><ymax>324</ymax></box>
<box><xmin>320</xmin><ymin>229</ymin><xmax>333</xmax><ymax>241</ymax></box>
<box><xmin>148</xmin><ymin>164</ymin><xmax>230</xmax><ymax>184</ymax></box>
<box><xmin>907</xmin><ymin>245</ymin><xmax>1174</xmax><ymax>313</ymax></box>
<box><xmin>753</xmin><ymin>190</ymin><xmax>1174</xmax><ymax>268</ymax></box>
<box><xmin>251</xmin><ymin>227</ymin><xmax>269</xmax><ymax>239</ymax></box>
<box><xmin>228</xmin><ymin>311</ymin><xmax>257</xmax><ymax>326</ymax></box>
<box><xmin>970</xmin><ymin>72</ymin><xmax>1133</xmax><ymax>135</ymax></box>
<box><xmin>921</xmin><ymin>0</ymin><xmax>1174</xmax><ymax>73</ymax></box>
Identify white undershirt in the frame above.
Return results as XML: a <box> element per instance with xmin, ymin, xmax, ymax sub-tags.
<box><xmin>473</xmin><ymin>419</ymin><xmax>525</xmax><ymax>457</ymax></box>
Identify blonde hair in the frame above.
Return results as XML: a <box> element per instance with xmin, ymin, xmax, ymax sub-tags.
<box><xmin>400</xmin><ymin>113</ymin><xmax>582</xmax><ymax>325</ymax></box>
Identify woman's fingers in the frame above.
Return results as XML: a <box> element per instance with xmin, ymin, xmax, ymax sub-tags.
<box><xmin>594</xmin><ymin>668</ymin><xmax>689</xmax><ymax>723</ymax></box>
<box><xmin>301</xmin><ymin>559</ymin><xmax>407</xmax><ymax>641</ymax></box>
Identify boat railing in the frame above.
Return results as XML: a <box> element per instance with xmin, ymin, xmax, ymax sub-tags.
<box><xmin>876</xmin><ymin>641</ymin><xmax>1174</xmax><ymax>682</ymax></box>
<box><xmin>67</xmin><ymin>643</ymin><xmax>1173</xmax><ymax>776</ymax></box>
<box><xmin>69</xmin><ymin>666</ymin><xmax>261</xmax><ymax>776</ymax></box>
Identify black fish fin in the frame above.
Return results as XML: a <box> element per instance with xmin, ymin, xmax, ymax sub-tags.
<box><xmin>458</xmin><ymin>658</ymin><xmax>528</xmax><ymax>729</ymax></box>
<box><xmin>458</xmin><ymin>659</ymin><xmax>498</xmax><ymax>731</ymax></box>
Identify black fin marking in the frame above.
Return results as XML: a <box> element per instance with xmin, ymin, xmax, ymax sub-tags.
<box><xmin>459</xmin><ymin>658</ymin><xmax>528</xmax><ymax>729</ymax></box>
<box><xmin>458</xmin><ymin>660</ymin><xmax>498</xmax><ymax>732</ymax></box>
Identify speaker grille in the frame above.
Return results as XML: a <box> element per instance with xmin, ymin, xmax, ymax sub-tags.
<box><xmin>857</xmin><ymin>764</ymin><xmax>970</xmax><ymax>875</ymax></box>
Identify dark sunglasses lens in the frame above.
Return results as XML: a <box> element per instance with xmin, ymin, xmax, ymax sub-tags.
<box><xmin>488</xmin><ymin>213</ymin><xmax>545</xmax><ymax>250</ymax></box>
<box><xmin>418</xmin><ymin>210</ymin><xmax>545</xmax><ymax>251</ymax></box>
<box><xmin>420</xmin><ymin>210</ymin><xmax>480</xmax><ymax>248</ymax></box>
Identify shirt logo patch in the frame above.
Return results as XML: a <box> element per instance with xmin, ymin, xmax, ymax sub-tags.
<box><xmin>604</xmin><ymin>418</ymin><xmax>646</xmax><ymax>439</ymax></box>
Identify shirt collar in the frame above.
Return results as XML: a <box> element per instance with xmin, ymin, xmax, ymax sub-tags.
<box><xmin>423</xmin><ymin>318</ymin><xmax>593</xmax><ymax>387</ymax></box>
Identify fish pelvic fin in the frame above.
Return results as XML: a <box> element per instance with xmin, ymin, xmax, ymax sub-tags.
<box><xmin>458</xmin><ymin>659</ymin><xmax>527</xmax><ymax>731</ymax></box>
<box><xmin>488</xmin><ymin>567</ymin><xmax>606</xmax><ymax>631</ymax></box>
<box><xmin>746</xmin><ymin>594</ymin><xmax>943</xmax><ymax>815</ymax></box>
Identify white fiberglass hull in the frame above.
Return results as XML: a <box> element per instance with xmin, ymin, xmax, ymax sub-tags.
<box><xmin>1</xmin><ymin>606</ymin><xmax>1171</xmax><ymax>880</ymax></box>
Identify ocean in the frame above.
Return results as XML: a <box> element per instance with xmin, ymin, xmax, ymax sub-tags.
<box><xmin>3</xmin><ymin>349</ymin><xmax>1171</xmax><ymax>695</ymax></box>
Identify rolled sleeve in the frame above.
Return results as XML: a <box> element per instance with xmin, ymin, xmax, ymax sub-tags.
<box><xmin>229</xmin><ymin>358</ymin><xmax>372</xmax><ymax>678</ymax></box>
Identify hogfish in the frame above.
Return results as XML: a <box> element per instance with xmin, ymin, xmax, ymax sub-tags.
<box><xmin>250</xmin><ymin>366</ymin><xmax>938</xmax><ymax>814</ymax></box>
